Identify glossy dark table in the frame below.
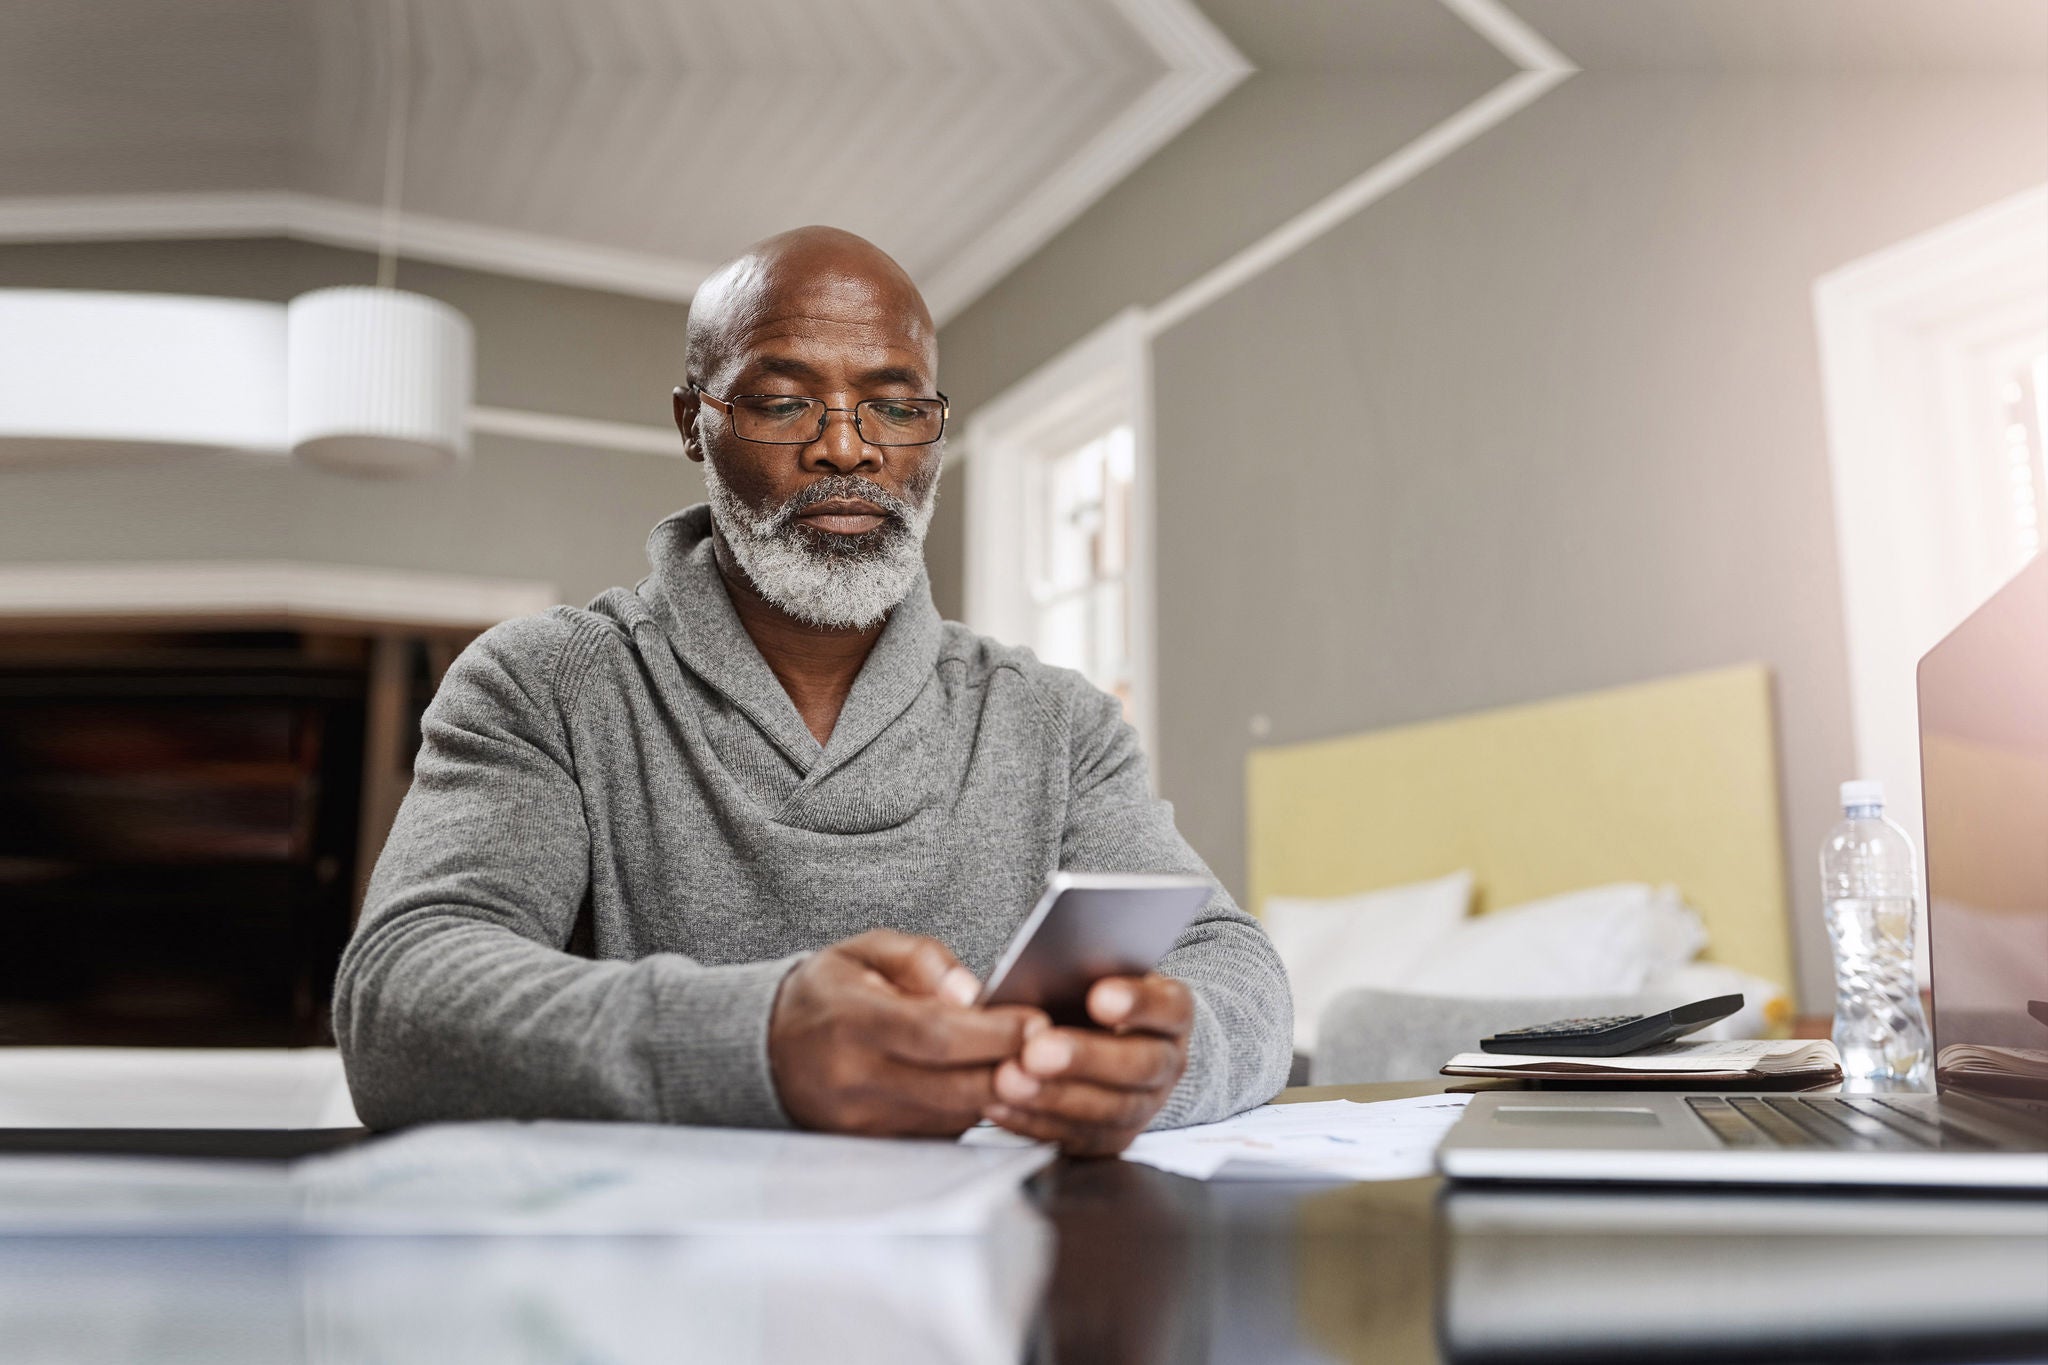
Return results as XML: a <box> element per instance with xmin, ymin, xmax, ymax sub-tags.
<box><xmin>1</xmin><ymin>1080</ymin><xmax>2043</xmax><ymax>1364</ymax></box>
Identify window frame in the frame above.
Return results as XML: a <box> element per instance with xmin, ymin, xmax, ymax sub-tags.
<box><xmin>963</xmin><ymin>308</ymin><xmax>1158</xmax><ymax>782</ymax></box>
<box><xmin>1814</xmin><ymin>184</ymin><xmax>2048</xmax><ymax>981</ymax></box>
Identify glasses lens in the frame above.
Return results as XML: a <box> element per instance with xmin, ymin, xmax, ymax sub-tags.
<box><xmin>858</xmin><ymin>399</ymin><xmax>945</xmax><ymax>446</ymax></box>
<box><xmin>732</xmin><ymin>396</ymin><xmax>823</xmax><ymax>442</ymax></box>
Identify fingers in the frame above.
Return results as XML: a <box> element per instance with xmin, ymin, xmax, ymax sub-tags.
<box><xmin>1014</xmin><ymin>1027</ymin><xmax>1182</xmax><ymax>1093</ymax></box>
<box><xmin>841</xmin><ymin>928</ymin><xmax>976</xmax><ymax>1003</ymax></box>
<box><xmin>1088</xmin><ymin>974</ymin><xmax>1194</xmax><ymax>1036</ymax></box>
<box><xmin>984</xmin><ymin>1017</ymin><xmax>1192</xmax><ymax>1157</ymax></box>
<box><xmin>845</xmin><ymin>1056</ymin><xmax>1004</xmax><ymax>1136</ymax></box>
<box><xmin>994</xmin><ymin>1065</ymin><xmax>1158</xmax><ymax>1127</ymax></box>
<box><xmin>983</xmin><ymin>1101</ymin><xmax>1140</xmax><ymax>1159</ymax></box>
<box><xmin>808</xmin><ymin>942</ymin><xmax>1042</xmax><ymax>1066</ymax></box>
<box><xmin>870</xmin><ymin>996</ymin><xmax>1047</xmax><ymax>1067</ymax></box>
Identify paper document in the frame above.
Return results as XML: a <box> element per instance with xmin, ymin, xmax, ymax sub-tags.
<box><xmin>1443</xmin><ymin>1039</ymin><xmax>1831</xmax><ymax>1073</ymax></box>
<box><xmin>1124</xmin><ymin>1095</ymin><xmax>1474</xmax><ymax>1181</ymax></box>
<box><xmin>966</xmin><ymin>1094</ymin><xmax>1473</xmax><ymax>1182</ymax></box>
<box><xmin>0</xmin><ymin>1121</ymin><xmax>1055</xmax><ymax>1236</ymax></box>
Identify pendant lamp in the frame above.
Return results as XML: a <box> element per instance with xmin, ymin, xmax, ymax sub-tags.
<box><xmin>287</xmin><ymin>286</ymin><xmax>472</xmax><ymax>476</ymax></box>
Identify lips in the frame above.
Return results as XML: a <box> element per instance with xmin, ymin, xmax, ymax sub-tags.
<box><xmin>795</xmin><ymin>497</ymin><xmax>889</xmax><ymax>535</ymax></box>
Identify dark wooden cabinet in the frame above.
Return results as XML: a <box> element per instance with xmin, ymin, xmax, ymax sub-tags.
<box><xmin>0</xmin><ymin>621</ymin><xmax>486</xmax><ymax>1046</ymax></box>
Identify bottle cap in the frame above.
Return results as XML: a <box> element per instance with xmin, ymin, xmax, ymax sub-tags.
<box><xmin>1840</xmin><ymin>779</ymin><xmax>1884</xmax><ymax>812</ymax></box>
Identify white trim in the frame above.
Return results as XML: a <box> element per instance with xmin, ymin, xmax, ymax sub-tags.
<box><xmin>964</xmin><ymin>308</ymin><xmax>1158</xmax><ymax>774</ymax></box>
<box><xmin>0</xmin><ymin>193</ymin><xmax>714</xmax><ymax>304</ymax></box>
<box><xmin>1436</xmin><ymin>0</ymin><xmax>1579</xmax><ymax>73</ymax></box>
<box><xmin>469</xmin><ymin>405</ymin><xmax>681</xmax><ymax>457</ymax></box>
<box><xmin>0</xmin><ymin>561</ymin><xmax>558</xmax><ymax>629</ymax></box>
<box><xmin>1147</xmin><ymin>0</ymin><xmax>1577</xmax><ymax>336</ymax></box>
<box><xmin>920</xmin><ymin>0</ymin><xmax>1250</xmax><ymax>323</ymax></box>
<box><xmin>1111</xmin><ymin>0</ymin><xmax>1247</xmax><ymax>68</ymax></box>
<box><xmin>1813</xmin><ymin>185</ymin><xmax>2048</xmax><ymax>983</ymax></box>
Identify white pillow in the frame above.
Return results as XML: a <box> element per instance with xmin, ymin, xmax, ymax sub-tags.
<box><xmin>1638</xmin><ymin>962</ymin><xmax>1793</xmax><ymax>1040</ymax></box>
<box><xmin>1401</xmin><ymin>882</ymin><xmax>1707</xmax><ymax>999</ymax></box>
<box><xmin>1263</xmin><ymin>869</ymin><xmax>1474</xmax><ymax>1053</ymax></box>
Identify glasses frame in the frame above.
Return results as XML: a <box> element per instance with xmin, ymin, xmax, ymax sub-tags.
<box><xmin>691</xmin><ymin>384</ymin><xmax>950</xmax><ymax>447</ymax></box>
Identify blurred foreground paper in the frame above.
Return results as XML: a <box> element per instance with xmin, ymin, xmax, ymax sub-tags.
<box><xmin>0</xmin><ymin>1121</ymin><xmax>1055</xmax><ymax>1235</ymax></box>
<box><xmin>0</xmin><ymin>1199</ymin><xmax>1051</xmax><ymax>1365</ymax></box>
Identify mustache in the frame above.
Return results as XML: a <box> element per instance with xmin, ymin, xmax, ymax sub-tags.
<box><xmin>765</xmin><ymin>475</ymin><xmax>920</xmax><ymax>532</ymax></box>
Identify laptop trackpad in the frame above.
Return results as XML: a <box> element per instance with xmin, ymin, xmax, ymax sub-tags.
<box><xmin>1493</xmin><ymin>1106</ymin><xmax>1663</xmax><ymax>1128</ymax></box>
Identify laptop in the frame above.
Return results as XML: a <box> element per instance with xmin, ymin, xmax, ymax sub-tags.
<box><xmin>1438</xmin><ymin>554</ymin><xmax>2048</xmax><ymax>1189</ymax></box>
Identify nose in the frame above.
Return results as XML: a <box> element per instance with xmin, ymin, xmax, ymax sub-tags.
<box><xmin>799</xmin><ymin>405</ymin><xmax>882</xmax><ymax>476</ymax></box>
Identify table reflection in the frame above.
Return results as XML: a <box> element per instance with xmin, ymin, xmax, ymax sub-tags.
<box><xmin>3</xmin><ymin>1160</ymin><xmax>2041</xmax><ymax>1364</ymax></box>
<box><xmin>0</xmin><ymin>1195</ymin><xmax>1050</xmax><ymax>1365</ymax></box>
<box><xmin>1436</xmin><ymin>1185</ymin><xmax>2048</xmax><ymax>1363</ymax></box>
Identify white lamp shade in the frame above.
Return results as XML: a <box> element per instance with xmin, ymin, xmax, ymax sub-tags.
<box><xmin>287</xmin><ymin>286</ymin><xmax>474</xmax><ymax>476</ymax></box>
<box><xmin>0</xmin><ymin>290</ymin><xmax>286</xmax><ymax>464</ymax></box>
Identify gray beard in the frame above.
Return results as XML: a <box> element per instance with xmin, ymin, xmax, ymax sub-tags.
<box><xmin>701</xmin><ymin>460</ymin><xmax>939</xmax><ymax>630</ymax></box>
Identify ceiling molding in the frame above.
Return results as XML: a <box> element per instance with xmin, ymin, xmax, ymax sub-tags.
<box><xmin>0</xmin><ymin>560</ymin><xmax>558</xmax><ymax>629</ymax></box>
<box><xmin>0</xmin><ymin>192</ymin><xmax>716</xmax><ymax>303</ymax></box>
<box><xmin>469</xmin><ymin>405</ymin><xmax>682</xmax><ymax>457</ymax></box>
<box><xmin>917</xmin><ymin>0</ymin><xmax>1250</xmax><ymax>322</ymax></box>
<box><xmin>921</xmin><ymin>68</ymin><xmax>1247</xmax><ymax>323</ymax></box>
<box><xmin>1146</xmin><ymin>0</ymin><xmax>1575</xmax><ymax>336</ymax></box>
<box><xmin>1436</xmin><ymin>0</ymin><xmax>1577</xmax><ymax>73</ymax></box>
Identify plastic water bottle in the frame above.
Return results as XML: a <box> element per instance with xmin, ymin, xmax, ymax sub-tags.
<box><xmin>1820</xmin><ymin>780</ymin><xmax>1931</xmax><ymax>1087</ymax></box>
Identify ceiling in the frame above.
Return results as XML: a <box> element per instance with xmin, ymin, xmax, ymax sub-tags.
<box><xmin>0</xmin><ymin>0</ymin><xmax>1246</xmax><ymax>320</ymax></box>
<box><xmin>1515</xmin><ymin>0</ymin><xmax>2048</xmax><ymax>72</ymax></box>
<box><xmin>2</xmin><ymin>0</ymin><xmax>2041</xmax><ymax>321</ymax></box>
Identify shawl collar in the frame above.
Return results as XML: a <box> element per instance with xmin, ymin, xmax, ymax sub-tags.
<box><xmin>637</xmin><ymin>504</ymin><xmax>942</xmax><ymax>780</ymax></box>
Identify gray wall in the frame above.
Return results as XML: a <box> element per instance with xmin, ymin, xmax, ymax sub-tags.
<box><xmin>938</xmin><ymin>59</ymin><xmax>2048</xmax><ymax>1007</ymax></box>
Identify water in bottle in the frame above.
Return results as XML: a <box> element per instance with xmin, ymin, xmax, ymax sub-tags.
<box><xmin>1820</xmin><ymin>779</ymin><xmax>1931</xmax><ymax>1087</ymax></box>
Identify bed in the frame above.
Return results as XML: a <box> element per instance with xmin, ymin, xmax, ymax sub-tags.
<box><xmin>1245</xmin><ymin>664</ymin><xmax>1796</xmax><ymax>1082</ymax></box>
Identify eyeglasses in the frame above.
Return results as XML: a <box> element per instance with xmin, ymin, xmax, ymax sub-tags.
<box><xmin>691</xmin><ymin>385</ymin><xmax>949</xmax><ymax>447</ymax></box>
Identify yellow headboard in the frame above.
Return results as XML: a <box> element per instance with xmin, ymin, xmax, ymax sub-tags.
<box><xmin>1246</xmin><ymin>664</ymin><xmax>1794</xmax><ymax>993</ymax></box>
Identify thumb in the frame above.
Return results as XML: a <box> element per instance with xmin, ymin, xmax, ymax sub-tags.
<box><xmin>841</xmin><ymin>929</ymin><xmax>979</xmax><ymax>1004</ymax></box>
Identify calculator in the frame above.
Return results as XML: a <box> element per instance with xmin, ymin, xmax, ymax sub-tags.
<box><xmin>1477</xmin><ymin>993</ymin><xmax>1745</xmax><ymax>1057</ymax></box>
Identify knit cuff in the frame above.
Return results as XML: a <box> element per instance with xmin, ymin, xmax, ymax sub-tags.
<box><xmin>645</xmin><ymin>952</ymin><xmax>807</xmax><ymax>1129</ymax></box>
<box><xmin>1151</xmin><ymin>988</ymin><xmax>1229</xmax><ymax>1130</ymax></box>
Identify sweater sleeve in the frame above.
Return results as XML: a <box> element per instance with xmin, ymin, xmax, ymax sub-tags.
<box><xmin>331</xmin><ymin>613</ymin><xmax>800</xmax><ymax>1131</ymax></box>
<box><xmin>1049</xmin><ymin>674</ymin><xmax>1294</xmax><ymax>1128</ymax></box>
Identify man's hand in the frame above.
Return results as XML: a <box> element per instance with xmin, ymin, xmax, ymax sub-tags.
<box><xmin>768</xmin><ymin>929</ymin><xmax>1047</xmax><ymax>1137</ymax></box>
<box><xmin>984</xmin><ymin>974</ymin><xmax>1192</xmax><ymax>1157</ymax></box>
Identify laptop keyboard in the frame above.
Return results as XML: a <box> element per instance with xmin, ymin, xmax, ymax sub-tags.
<box><xmin>1685</xmin><ymin>1095</ymin><xmax>1989</xmax><ymax>1152</ymax></box>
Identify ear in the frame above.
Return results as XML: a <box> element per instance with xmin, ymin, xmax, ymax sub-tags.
<box><xmin>673</xmin><ymin>386</ymin><xmax>705</xmax><ymax>464</ymax></box>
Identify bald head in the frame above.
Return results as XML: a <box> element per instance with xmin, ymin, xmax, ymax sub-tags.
<box><xmin>685</xmin><ymin>226</ymin><xmax>934</xmax><ymax>390</ymax></box>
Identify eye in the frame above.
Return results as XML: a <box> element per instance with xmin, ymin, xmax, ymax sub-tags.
<box><xmin>750</xmin><ymin>398</ymin><xmax>814</xmax><ymax>420</ymax></box>
<box><xmin>870</xmin><ymin>402</ymin><xmax>922</xmax><ymax>423</ymax></box>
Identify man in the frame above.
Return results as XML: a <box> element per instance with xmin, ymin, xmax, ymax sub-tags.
<box><xmin>333</xmin><ymin>227</ymin><xmax>1292</xmax><ymax>1155</ymax></box>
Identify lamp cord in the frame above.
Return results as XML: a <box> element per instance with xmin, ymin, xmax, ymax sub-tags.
<box><xmin>375</xmin><ymin>0</ymin><xmax>409</xmax><ymax>291</ymax></box>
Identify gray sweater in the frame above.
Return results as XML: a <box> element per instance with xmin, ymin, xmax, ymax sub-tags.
<box><xmin>333</xmin><ymin>505</ymin><xmax>1292</xmax><ymax>1131</ymax></box>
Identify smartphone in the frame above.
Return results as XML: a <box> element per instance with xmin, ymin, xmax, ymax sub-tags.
<box><xmin>977</xmin><ymin>872</ymin><xmax>1213</xmax><ymax>1027</ymax></box>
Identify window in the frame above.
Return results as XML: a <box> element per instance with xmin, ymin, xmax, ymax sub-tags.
<box><xmin>1027</xmin><ymin>424</ymin><xmax>1138</xmax><ymax>712</ymax></box>
<box><xmin>1999</xmin><ymin>351</ymin><xmax>2047</xmax><ymax>562</ymax></box>
<box><xmin>964</xmin><ymin>309</ymin><xmax>1156</xmax><ymax>768</ymax></box>
<box><xmin>1815</xmin><ymin>185</ymin><xmax>2048</xmax><ymax>979</ymax></box>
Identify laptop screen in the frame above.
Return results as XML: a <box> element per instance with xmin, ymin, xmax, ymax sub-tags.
<box><xmin>1920</xmin><ymin>553</ymin><xmax>2048</xmax><ymax>1099</ymax></box>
